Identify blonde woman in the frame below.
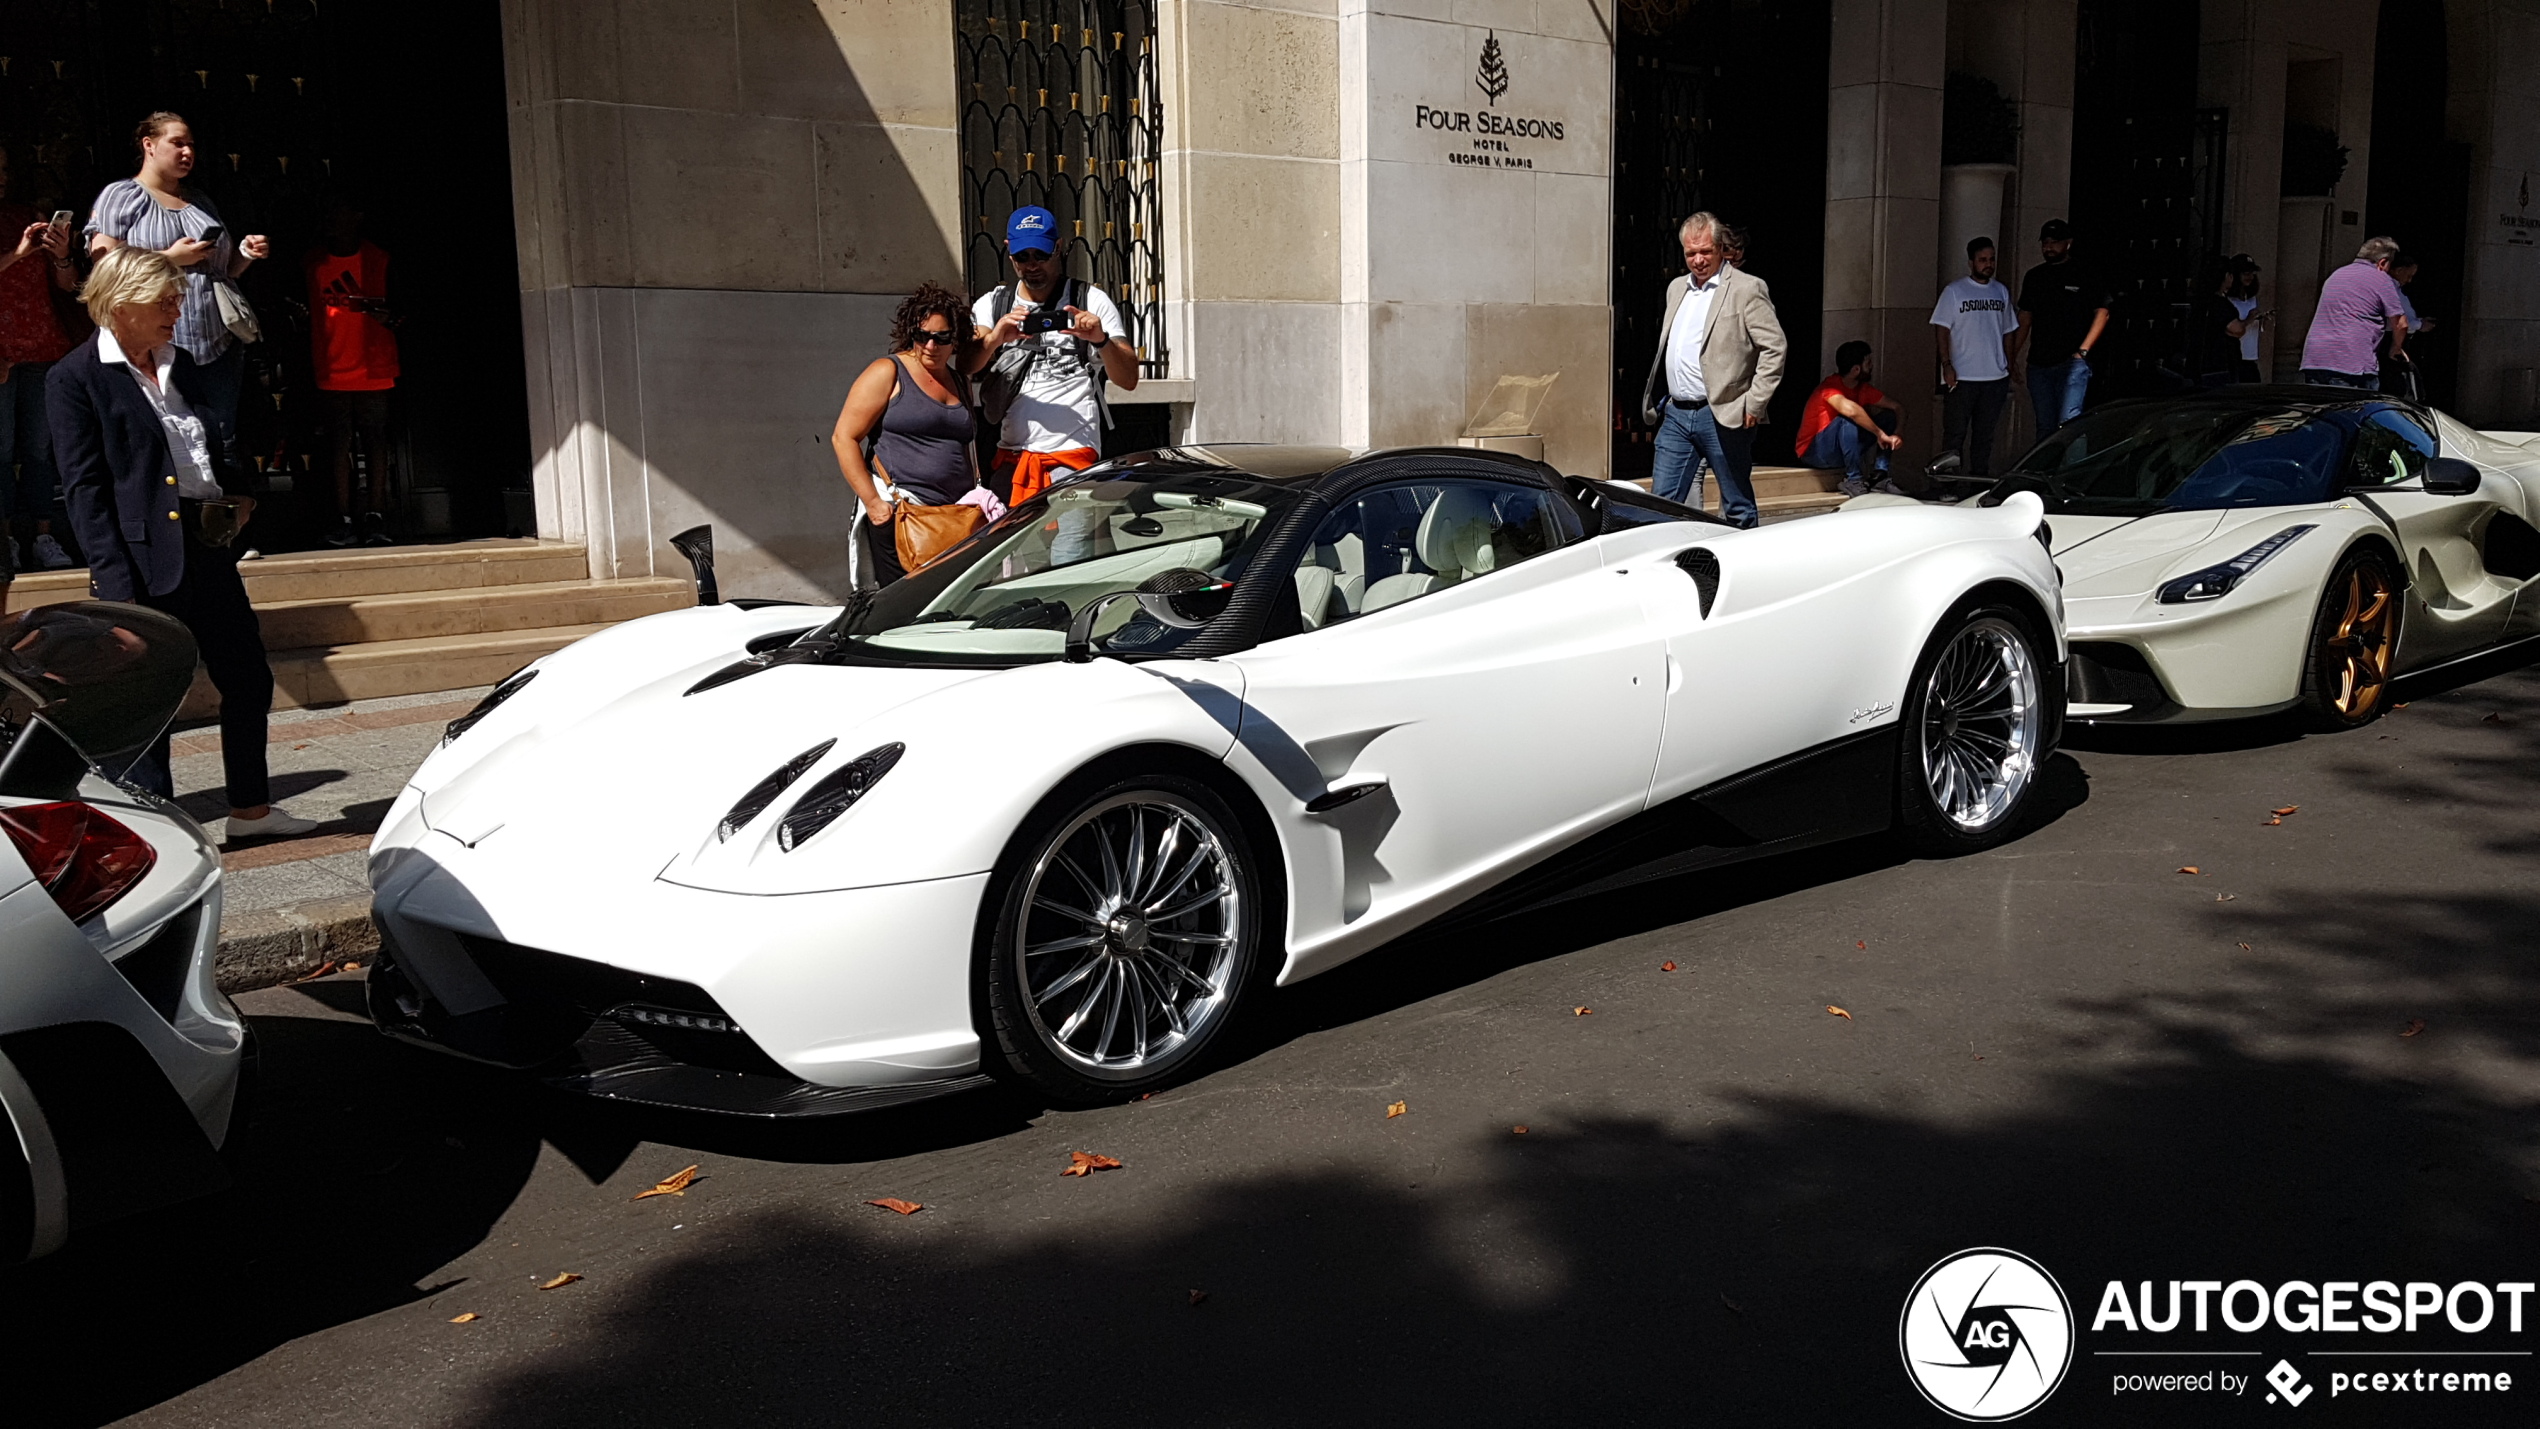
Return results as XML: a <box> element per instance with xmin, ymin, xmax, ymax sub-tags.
<box><xmin>47</xmin><ymin>246</ymin><xmax>311</xmax><ymax>842</ymax></box>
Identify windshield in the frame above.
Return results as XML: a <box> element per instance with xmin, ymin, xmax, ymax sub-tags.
<box><xmin>1993</xmin><ymin>403</ymin><xmax>2344</xmax><ymax>516</ymax></box>
<box><xmin>832</xmin><ymin>471</ymin><xmax>1303</xmax><ymax>666</ymax></box>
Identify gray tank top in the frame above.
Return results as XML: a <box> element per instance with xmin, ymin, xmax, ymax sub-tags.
<box><xmin>871</xmin><ymin>356</ymin><xmax>977</xmax><ymax>506</ymax></box>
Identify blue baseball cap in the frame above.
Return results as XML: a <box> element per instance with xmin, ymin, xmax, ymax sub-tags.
<box><xmin>1006</xmin><ymin>206</ymin><xmax>1058</xmax><ymax>255</ymax></box>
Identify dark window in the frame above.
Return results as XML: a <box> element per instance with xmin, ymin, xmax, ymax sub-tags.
<box><xmin>2003</xmin><ymin>403</ymin><xmax>2343</xmax><ymax>514</ymax></box>
<box><xmin>1290</xmin><ymin>482</ymin><xmax>1570</xmax><ymax>631</ymax></box>
<box><xmin>2346</xmin><ymin>409</ymin><xmax>2437</xmax><ymax>489</ymax></box>
<box><xmin>956</xmin><ymin>0</ymin><xmax>1169</xmax><ymax>377</ymax></box>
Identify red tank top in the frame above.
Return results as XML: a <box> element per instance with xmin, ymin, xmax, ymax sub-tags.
<box><xmin>306</xmin><ymin>242</ymin><xmax>398</xmax><ymax>391</ymax></box>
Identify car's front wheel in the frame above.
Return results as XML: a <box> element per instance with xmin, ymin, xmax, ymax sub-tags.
<box><xmin>1896</xmin><ymin>603</ymin><xmax>2053</xmax><ymax>856</ymax></box>
<box><xmin>2296</xmin><ymin>546</ymin><xmax>2401</xmax><ymax>731</ymax></box>
<box><xmin>984</xmin><ymin>775</ymin><xmax>1261</xmax><ymax>1105</ymax></box>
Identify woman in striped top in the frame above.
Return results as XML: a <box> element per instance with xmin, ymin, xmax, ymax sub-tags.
<box><xmin>83</xmin><ymin>112</ymin><xmax>269</xmax><ymax>455</ymax></box>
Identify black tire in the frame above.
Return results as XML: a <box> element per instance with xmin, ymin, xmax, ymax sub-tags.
<box><xmin>2296</xmin><ymin>546</ymin><xmax>2402</xmax><ymax>732</ymax></box>
<box><xmin>1895</xmin><ymin>602</ymin><xmax>2055</xmax><ymax>857</ymax></box>
<box><xmin>982</xmin><ymin>772</ymin><xmax>1262</xmax><ymax>1105</ymax></box>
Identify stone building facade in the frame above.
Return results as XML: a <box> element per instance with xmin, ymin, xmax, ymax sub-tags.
<box><xmin>496</xmin><ymin>0</ymin><xmax>2540</xmax><ymax>601</ymax></box>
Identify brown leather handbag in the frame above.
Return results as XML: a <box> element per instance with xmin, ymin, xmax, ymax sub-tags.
<box><xmin>893</xmin><ymin>500</ymin><xmax>985</xmax><ymax>573</ymax></box>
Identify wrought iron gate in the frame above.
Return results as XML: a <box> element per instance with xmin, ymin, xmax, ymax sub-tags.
<box><xmin>956</xmin><ymin>0</ymin><xmax>1169</xmax><ymax>378</ymax></box>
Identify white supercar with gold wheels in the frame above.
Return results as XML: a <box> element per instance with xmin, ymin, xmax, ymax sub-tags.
<box><xmin>1854</xmin><ymin>388</ymin><xmax>2540</xmax><ymax>730</ymax></box>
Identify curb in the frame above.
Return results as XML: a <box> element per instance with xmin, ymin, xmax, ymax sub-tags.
<box><xmin>216</xmin><ymin>895</ymin><xmax>378</xmax><ymax>994</ymax></box>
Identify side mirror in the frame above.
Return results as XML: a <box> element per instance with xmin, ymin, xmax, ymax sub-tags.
<box><xmin>1063</xmin><ymin>572</ymin><xmax>1234</xmax><ymax>663</ymax></box>
<box><xmin>2424</xmin><ymin>457</ymin><xmax>2481</xmax><ymax>496</ymax></box>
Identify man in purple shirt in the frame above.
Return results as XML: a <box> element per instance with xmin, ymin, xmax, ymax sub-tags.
<box><xmin>2299</xmin><ymin>236</ymin><xmax>2408</xmax><ymax>389</ymax></box>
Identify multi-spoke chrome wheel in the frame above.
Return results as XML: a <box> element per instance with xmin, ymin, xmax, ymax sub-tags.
<box><xmin>1008</xmin><ymin>789</ymin><xmax>1250</xmax><ymax>1084</ymax></box>
<box><xmin>1915</xmin><ymin>615</ymin><xmax>2044</xmax><ymax>834</ymax></box>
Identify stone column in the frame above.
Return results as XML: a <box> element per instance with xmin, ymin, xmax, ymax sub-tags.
<box><xmin>1823</xmin><ymin>0</ymin><xmax>1946</xmax><ymax>470</ymax></box>
<box><xmin>502</xmin><ymin>0</ymin><xmax>961</xmax><ymax>601</ymax></box>
<box><xmin>2447</xmin><ymin>0</ymin><xmax>2540</xmax><ymax>426</ymax></box>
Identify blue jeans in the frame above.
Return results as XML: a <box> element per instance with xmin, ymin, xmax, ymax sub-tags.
<box><xmin>0</xmin><ymin>362</ymin><xmax>62</xmax><ymax>525</ymax></box>
<box><xmin>2026</xmin><ymin>356</ymin><xmax>2091</xmax><ymax>439</ymax></box>
<box><xmin>1802</xmin><ymin>408</ymin><xmax>1897</xmax><ymax>487</ymax></box>
<box><xmin>1651</xmin><ymin>401</ymin><xmax>1758</xmax><ymax>527</ymax></box>
<box><xmin>2300</xmin><ymin>368</ymin><xmax>2378</xmax><ymax>390</ymax></box>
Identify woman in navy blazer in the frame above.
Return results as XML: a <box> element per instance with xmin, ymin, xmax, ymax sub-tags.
<box><xmin>48</xmin><ymin>246</ymin><xmax>312</xmax><ymax>841</ymax></box>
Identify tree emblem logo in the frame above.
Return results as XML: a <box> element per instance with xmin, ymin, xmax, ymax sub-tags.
<box><xmin>1476</xmin><ymin>30</ymin><xmax>1509</xmax><ymax>106</ymax></box>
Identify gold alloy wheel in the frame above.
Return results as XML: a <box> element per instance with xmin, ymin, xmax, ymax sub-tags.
<box><xmin>2319</xmin><ymin>560</ymin><xmax>2400</xmax><ymax>719</ymax></box>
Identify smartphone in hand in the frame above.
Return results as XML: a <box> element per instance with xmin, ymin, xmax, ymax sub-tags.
<box><xmin>50</xmin><ymin>210</ymin><xmax>73</xmax><ymax>232</ymax></box>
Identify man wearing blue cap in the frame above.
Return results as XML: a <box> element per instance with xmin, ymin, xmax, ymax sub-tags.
<box><xmin>969</xmin><ymin>206</ymin><xmax>1139</xmax><ymax>504</ymax></box>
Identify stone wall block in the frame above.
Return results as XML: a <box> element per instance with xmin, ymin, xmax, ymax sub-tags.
<box><xmin>1181</xmin><ymin>301</ymin><xmax>1345</xmax><ymax>444</ymax></box>
<box><xmin>815</xmin><ymin>121</ymin><xmax>965</xmax><ymax>293</ymax></box>
<box><xmin>1365</xmin><ymin>300</ymin><xmax>1471</xmax><ymax>447</ymax></box>
<box><xmin>610</xmin><ymin>0</ymin><xmax>740</xmax><ymax>112</ymax></box>
<box><xmin>1184</xmin><ymin>154</ymin><xmax>1343</xmax><ymax>302</ymax></box>
<box><xmin>620</xmin><ymin>108</ymin><xmax>822</xmax><ymax>291</ymax></box>
<box><xmin>1181</xmin><ymin>3</ymin><xmax>1342</xmax><ymax>160</ymax></box>
<box><xmin>552</xmin><ymin>100</ymin><xmax>636</xmax><ymax>289</ymax></box>
<box><xmin>1533</xmin><ymin>169</ymin><xmax>1609</xmax><ymax>306</ymax></box>
<box><xmin>743</xmin><ymin>0</ymin><xmax>960</xmax><ymax>127</ymax></box>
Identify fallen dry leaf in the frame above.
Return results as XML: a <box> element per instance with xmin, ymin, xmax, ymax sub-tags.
<box><xmin>1720</xmin><ymin>1293</ymin><xmax>1746</xmax><ymax>1316</ymax></box>
<box><xmin>2236</xmin><ymin>942</ymin><xmax>2253</xmax><ymax>951</ymax></box>
<box><xmin>1061</xmin><ymin>1151</ymin><xmax>1123</xmax><ymax>1177</ymax></box>
<box><xmin>2483</xmin><ymin>712</ymin><xmax>2507</xmax><ymax>725</ymax></box>
<box><xmin>2216</xmin><ymin>893</ymin><xmax>2236</xmax><ymax>902</ymax></box>
<box><xmin>1972</xmin><ymin>1055</ymin><xmax>1985</xmax><ymax>1062</ymax></box>
<box><xmin>287</xmin><ymin>960</ymin><xmax>338</xmax><ymax>984</ymax></box>
<box><xmin>1385</xmin><ymin>1100</ymin><xmax>1407</xmax><ymax>1118</ymax></box>
<box><xmin>1660</xmin><ymin>961</ymin><xmax>1677</xmax><ymax>972</ymax></box>
<box><xmin>449</xmin><ymin>1312</ymin><xmax>479</xmax><ymax>1323</ymax></box>
<box><xmin>2400</xmin><ymin>1018</ymin><xmax>2427</xmax><ymax>1039</ymax></box>
<box><xmin>539</xmin><ymin>1273</ymin><xmax>581</xmax><ymax>1291</ymax></box>
<box><xmin>341</xmin><ymin>961</ymin><xmax>361</xmax><ymax>972</ymax></box>
<box><xmin>2178</xmin><ymin>866</ymin><xmax>2201</xmax><ymax>875</ymax></box>
<box><xmin>1827</xmin><ymin>1005</ymin><xmax>1853</xmax><ymax>1020</ymax></box>
<box><xmin>1855</xmin><ymin>940</ymin><xmax>1867</xmax><ymax>949</ymax></box>
<box><xmin>1512</xmin><ymin>1125</ymin><xmax>1529</xmax><ymax>1134</ymax></box>
<box><xmin>1188</xmin><ymin>1289</ymin><xmax>1209</xmax><ymax>1307</ymax></box>
<box><xmin>631</xmin><ymin>1165</ymin><xmax>699</xmax><ymax>1201</ymax></box>
<box><xmin>2395</xmin><ymin>702</ymin><xmax>2409</xmax><ymax>710</ymax></box>
<box><xmin>292</xmin><ymin>742</ymin><xmax>310</xmax><ymax>750</ymax></box>
<box><xmin>1573</xmin><ymin>1005</ymin><xmax>1593</xmax><ymax>1016</ymax></box>
<box><xmin>2272</xmin><ymin>805</ymin><xmax>2300</xmax><ymax>817</ymax></box>
<box><xmin>865</xmin><ymin>1197</ymin><xmax>924</xmax><ymax>1215</ymax></box>
<box><xmin>2264</xmin><ymin>817</ymin><xmax>2283</xmax><ymax>826</ymax></box>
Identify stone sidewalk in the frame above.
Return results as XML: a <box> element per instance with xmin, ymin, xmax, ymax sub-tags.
<box><xmin>175</xmin><ymin>684</ymin><xmax>492</xmax><ymax>990</ymax></box>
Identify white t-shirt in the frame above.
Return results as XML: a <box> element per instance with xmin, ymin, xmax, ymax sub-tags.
<box><xmin>1929</xmin><ymin>277</ymin><xmax>2021</xmax><ymax>382</ymax></box>
<box><xmin>2232</xmin><ymin>296</ymin><xmax>2262</xmax><ymax>361</ymax></box>
<box><xmin>972</xmin><ymin>283</ymin><xmax>1128</xmax><ymax>454</ymax></box>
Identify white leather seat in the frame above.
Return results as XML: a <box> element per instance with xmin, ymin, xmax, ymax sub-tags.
<box><xmin>1361</xmin><ymin>488</ymin><xmax>1499</xmax><ymax>612</ymax></box>
<box><xmin>1294</xmin><ymin>564</ymin><xmax>1339</xmax><ymax>629</ymax></box>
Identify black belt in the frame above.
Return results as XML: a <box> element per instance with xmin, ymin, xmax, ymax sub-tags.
<box><xmin>1668</xmin><ymin>396</ymin><xmax>1708</xmax><ymax>410</ymax></box>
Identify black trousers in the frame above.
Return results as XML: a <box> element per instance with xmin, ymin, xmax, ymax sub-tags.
<box><xmin>1941</xmin><ymin>378</ymin><xmax>2011</xmax><ymax>476</ymax></box>
<box><xmin>127</xmin><ymin>538</ymin><xmax>274</xmax><ymax>810</ymax></box>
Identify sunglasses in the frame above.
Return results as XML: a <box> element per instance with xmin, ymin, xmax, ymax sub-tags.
<box><xmin>1011</xmin><ymin>248</ymin><xmax>1056</xmax><ymax>262</ymax></box>
<box><xmin>911</xmin><ymin>329</ymin><xmax>961</xmax><ymax>346</ymax></box>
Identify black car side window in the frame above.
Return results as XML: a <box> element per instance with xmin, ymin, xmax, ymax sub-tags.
<box><xmin>2348</xmin><ymin>410</ymin><xmax>2437</xmax><ymax>489</ymax></box>
<box><xmin>1290</xmin><ymin>480</ymin><xmax>1567</xmax><ymax>631</ymax></box>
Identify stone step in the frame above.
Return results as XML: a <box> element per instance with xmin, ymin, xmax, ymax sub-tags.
<box><xmin>252</xmin><ymin>577</ymin><xmax>692</xmax><ymax>649</ymax></box>
<box><xmin>6</xmin><ymin>538</ymin><xmax>590</xmax><ymax>613</ymax></box>
<box><xmin>180</xmin><ymin>623</ymin><xmax>619</xmax><ymax>720</ymax></box>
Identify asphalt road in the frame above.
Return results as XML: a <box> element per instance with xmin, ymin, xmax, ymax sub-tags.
<box><xmin>18</xmin><ymin>654</ymin><xmax>2540</xmax><ymax>1428</ymax></box>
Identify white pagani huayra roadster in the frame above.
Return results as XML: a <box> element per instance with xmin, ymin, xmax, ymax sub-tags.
<box><xmin>367</xmin><ymin>445</ymin><xmax>2065</xmax><ymax>1114</ymax></box>
<box><xmin>1855</xmin><ymin>387</ymin><xmax>2540</xmax><ymax>728</ymax></box>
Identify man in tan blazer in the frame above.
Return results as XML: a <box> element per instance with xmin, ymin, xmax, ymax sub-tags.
<box><xmin>1639</xmin><ymin>211</ymin><xmax>1788</xmax><ymax>527</ymax></box>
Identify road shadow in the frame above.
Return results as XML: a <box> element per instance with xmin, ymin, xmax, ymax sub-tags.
<box><xmin>433</xmin><ymin>873</ymin><xmax>2540</xmax><ymax>1428</ymax></box>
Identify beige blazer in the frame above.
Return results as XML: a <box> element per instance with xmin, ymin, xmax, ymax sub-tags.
<box><xmin>1639</xmin><ymin>264</ymin><xmax>1790</xmax><ymax>429</ymax></box>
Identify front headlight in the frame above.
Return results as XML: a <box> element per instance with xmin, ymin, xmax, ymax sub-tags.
<box><xmin>2155</xmin><ymin>525</ymin><xmax>2316</xmax><ymax>605</ymax></box>
<box><xmin>776</xmin><ymin>743</ymin><xmax>905</xmax><ymax>851</ymax></box>
<box><xmin>443</xmin><ymin>667</ymin><xmax>539</xmax><ymax>744</ymax></box>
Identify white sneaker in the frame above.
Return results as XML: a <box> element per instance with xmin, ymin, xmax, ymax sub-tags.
<box><xmin>226</xmin><ymin>807</ymin><xmax>319</xmax><ymax>843</ymax></box>
<box><xmin>32</xmin><ymin>534</ymin><xmax>73</xmax><ymax>569</ymax></box>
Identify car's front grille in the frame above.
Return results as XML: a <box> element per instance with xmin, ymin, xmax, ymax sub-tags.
<box><xmin>2066</xmin><ymin>642</ymin><xmax>2175</xmax><ymax>717</ymax></box>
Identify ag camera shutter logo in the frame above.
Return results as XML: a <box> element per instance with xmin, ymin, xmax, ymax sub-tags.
<box><xmin>1901</xmin><ymin>1248</ymin><xmax>2076</xmax><ymax>1420</ymax></box>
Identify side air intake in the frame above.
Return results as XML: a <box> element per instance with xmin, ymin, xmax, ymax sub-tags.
<box><xmin>1676</xmin><ymin>548</ymin><xmax>1720</xmax><ymax>618</ymax></box>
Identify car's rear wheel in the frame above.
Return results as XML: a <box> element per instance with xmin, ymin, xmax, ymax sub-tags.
<box><xmin>984</xmin><ymin>775</ymin><xmax>1261</xmax><ymax>1105</ymax></box>
<box><xmin>2297</xmin><ymin>547</ymin><xmax>2401</xmax><ymax>731</ymax></box>
<box><xmin>1896</xmin><ymin>604</ymin><xmax>2051</xmax><ymax>856</ymax></box>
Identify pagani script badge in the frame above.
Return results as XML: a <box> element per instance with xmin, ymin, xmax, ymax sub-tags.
<box><xmin>1900</xmin><ymin>1248</ymin><xmax>2075</xmax><ymax>1421</ymax></box>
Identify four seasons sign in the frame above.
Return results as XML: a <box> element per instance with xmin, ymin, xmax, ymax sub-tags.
<box><xmin>1410</xmin><ymin>29</ymin><xmax>1571</xmax><ymax>170</ymax></box>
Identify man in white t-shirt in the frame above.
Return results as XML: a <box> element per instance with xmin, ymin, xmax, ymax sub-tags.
<box><xmin>968</xmin><ymin>206</ymin><xmax>1140</xmax><ymax>505</ymax></box>
<box><xmin>2225</xmin><ymin>254</ymin><xmax>2268</xmax><ymax>383</ymax></box>
<box><xmin>1930</xmin><ymin>236</ymin><xmax>2024</xmax><ymax>478</ymax></box>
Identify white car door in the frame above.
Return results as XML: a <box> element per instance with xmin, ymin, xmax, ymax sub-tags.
<box><xmin>1226</xmin><ymin>479</ymin><xmax>1666</xmax><ymax>980</ymax></box>
<box><xmin>2348</xmin><ymin>407</ymin><xmax>2516</xmax><ymax>666</ymax></box>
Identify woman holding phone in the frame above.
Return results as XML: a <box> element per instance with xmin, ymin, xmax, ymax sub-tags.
<box><xmin>830</xmin><ymin>283</ymin><xmax>988</xmax><ymax>587</ymax></box>
<box><xmin>83</xmin><ymin>112</ymin><xmax>269</xmax><ymax>459</ymax></box>
<box><xmin>0</xmin><ymin>139</ymin><xmax>81</xmax><ymax>570</ymax></box>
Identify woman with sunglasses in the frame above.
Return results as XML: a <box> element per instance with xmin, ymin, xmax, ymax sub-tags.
<box><xmin>830</xmin><ymin>283</ymin><xmax>985</xmax><ymax>586</ymax></box>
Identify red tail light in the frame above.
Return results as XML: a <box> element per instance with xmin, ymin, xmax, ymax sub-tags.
<box><xmin>1</xmin><ymin>802</ymin><xmax>158</xmax><ymax>924</ymax></box>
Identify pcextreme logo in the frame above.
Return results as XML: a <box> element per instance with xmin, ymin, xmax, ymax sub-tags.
<box><xmin>1900</xmin><ymin>1248</ymin><xmax>2077</xmax><ymax>1420</ymax></box>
